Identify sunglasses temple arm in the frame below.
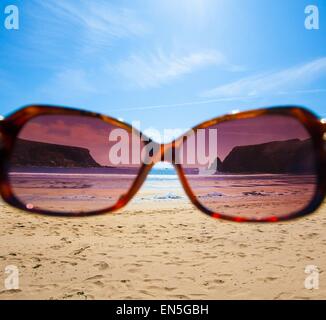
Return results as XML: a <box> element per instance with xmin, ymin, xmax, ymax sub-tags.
<box><xmin>0</xmin><ymin>118</ymin><xmax>4</xmax><ymax>147</ymax></box>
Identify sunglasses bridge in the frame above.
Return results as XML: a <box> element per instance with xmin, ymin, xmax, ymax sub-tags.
<box><xmin>142</xmin><ymin>140</ymin><xmax>180</xmax><ymax>166</ymax></box>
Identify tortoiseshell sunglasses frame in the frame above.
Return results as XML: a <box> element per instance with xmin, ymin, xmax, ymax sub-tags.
<box><xmin>0</xmin><ymin>105</ymin><xmax>325</xmax><ymax>222</ymax></box>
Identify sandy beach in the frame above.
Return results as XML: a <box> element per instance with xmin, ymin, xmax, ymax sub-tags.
<box><xmin>0</xmin><ymin>176</ymin><xmax>326</xmax><ymax>300</ymax></box>
<box><xmin>1</xmin><ymin>0</ymin><xmax>325</xmax><ymax>302</ymax></box>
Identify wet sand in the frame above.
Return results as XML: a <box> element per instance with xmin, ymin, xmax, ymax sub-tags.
<box><xmin>9</xmin><ymin>172</ymin><xmax>316</xmax><ymax>219</ymax></box>
<box><xmin>0</xmin><ymin>185</ymin><xmax>325</xmax><ymax>300</ymax></box>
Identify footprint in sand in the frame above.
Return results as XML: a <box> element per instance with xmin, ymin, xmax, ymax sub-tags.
<box><xmin>0</xmin><ymin>289</ymin><xmax>22</xmax><ymax>295</ymax></box>
<box><xmin>168</xmin><ymin>294</ymin><xmax>190</xmax><ymax>299</ymax></box>
<box><xmin>93</xmin><ymin>280</ymin><xmax>105</xmax><ymax>288</ymax></box>
<box><xmin>50</xmin><ymin>245</ymin><xmax>63</xmax><ymax>250</ymax></box>
<box><xmin>72</xmin><ymin>246</ymin><xmax>90</xmax><ymax>256</ymax></box>
<box><xmin>143</xmin><ymin>278</ymin><xmax>164</xmax><ymax>283</ymax></box>
<box><xmin>60</xmin><ymin>260</ymin><xmax>78</xmax><ymax>266</ymax></box>
<box><xmin>86</xmin><ymin>275</ymin><xmax>104</xmax><ymax>281</ymax></box>
<box><xmin>94</xmin><ymin>261</ymin><xmax>109</xmax><ymax>270</ymax></box>
<box><xmin>164</xmin><ymin>287</ymin><xmax>177</xmax><ymax>292</ymax></box>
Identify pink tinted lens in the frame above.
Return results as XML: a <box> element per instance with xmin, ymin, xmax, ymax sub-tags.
<box><xmin>8</xmin><ymin>115</ymin><xmax>144</xmax><ymax>214</ymax></box>
<box><xmin>181</xmin><ymin>114</ymin><xmax>318</xmax><ymax>220</ymax></box>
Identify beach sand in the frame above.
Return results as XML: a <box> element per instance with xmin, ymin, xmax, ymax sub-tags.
<box><xmin>0</xmin><ymin>184</ymin><xmax>326</xmax><ymax>300</ymax></box>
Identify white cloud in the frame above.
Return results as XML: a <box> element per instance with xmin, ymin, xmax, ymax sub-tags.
<box><xmin>116</xmin><ymin>49</ymin><xmax>238</xmax><ymax>88</ymax></box>
<box><xmin>110</xmin><ymin>96</ymin><xmax>252</xmax><ymax>112</ymax></box>
<box><xmin>202</xmin><ymin>57</ymin><xmax>326</xmax><ymax>98</ymax></box>
<box><xmin>36</xmin><ymin>0</ymin><xmax>147</xmax><ymax>51</ymax></box>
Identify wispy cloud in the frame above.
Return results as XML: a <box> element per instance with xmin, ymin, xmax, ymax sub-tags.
<box><xmin>109</xmin><ymin>88</ymin><xmax>326</xmax><ymax>112</ymax></box>
<box><xmin>110</xmin><ymin>96</ymin><xmax>252</xmax><ymax>112</ymax></box>
<box><xmin>33</xmin><ymin>0</ymin><xmax>147</xmax><ymax>54</ymax></box>
<box><xmin>116</xmin><ymin>49</ymin><xmax>241</xmax><ymax>88</ymax></box>
<box><xmin>202</xmin><ymin>57</ymin><xmax>326</xmax><ymax>98</ymax></box>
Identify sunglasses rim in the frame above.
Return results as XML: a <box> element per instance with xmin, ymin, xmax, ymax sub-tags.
<box><xmin>175</xmin><ymin>106</ymin><xmax>326</xmax><ymax>222</ymax></box>
<box><xmin>0</xmin><ymin>104</ymin><xmax>325</xmax><ymax>222</ymax></box>
<box><xmin>0</xmin><ymin>104</ymin><xmax>155</xmax><ymax>217</ymax></box>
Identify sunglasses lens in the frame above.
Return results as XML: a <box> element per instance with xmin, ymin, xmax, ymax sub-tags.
<box><xmin>180</xmin><ymin>114</ymin><xmax>318</xmax><ymax>221</ymax></box>
<box><xmin>8</xmin><ymin>115</ymin><xmax>144</xmax><ymax>214</ymax></box>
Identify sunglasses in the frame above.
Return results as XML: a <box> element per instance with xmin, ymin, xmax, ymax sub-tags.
<box><xmin>0</xmin><ymin>105</ymin><xmax>325</xmax><ymax>222</ymax></box>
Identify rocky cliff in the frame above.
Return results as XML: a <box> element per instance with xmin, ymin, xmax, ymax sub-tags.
<box><xmin>221</xmin><ymin>139</ymin><xmax>315</xmax><ymax>174</ymax></box>
<box><xmin>11</xmin><ymin>138</ymin><xmax>101</xmax><ymax>168</ymax></box>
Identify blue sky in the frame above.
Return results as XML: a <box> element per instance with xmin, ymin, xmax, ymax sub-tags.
<box><xmin>0</xmin><ymin>0</ymin><xmax>325</xmax><ymax>134</ymax></box>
